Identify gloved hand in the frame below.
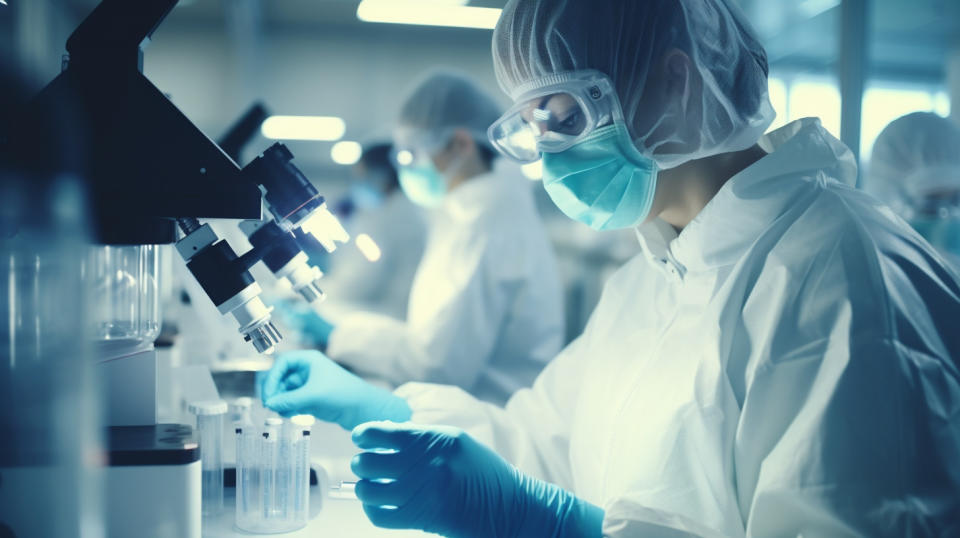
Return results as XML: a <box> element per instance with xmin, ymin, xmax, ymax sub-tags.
<box><xmin>351</xmin><ymin>422</ymin><xmax>604</xmax><ymax>538</ymax></box>
<box><xmin>260</xmin><ymin>350</ymin><xmax>411</xmax><ymax>430</ymax></box>
<box><xmin>271</xmin><ymin>300</ymin><xmax>335</xmax><ymax>350</ymax></box>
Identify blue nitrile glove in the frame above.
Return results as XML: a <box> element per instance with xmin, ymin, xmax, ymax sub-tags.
<box><xmin>271</xmin><ymin>300</ymin><xmax>335</xmax><ymax>350</ymax></box>
<box><xmin>351</xmin><ymin>422</ymin><xmax>605</xmax><ymax>538</ymax></box>
<box><xmin>260</xmin><ymin>350</ymin><xmax>411</xmax><ymax>430</ymax></box>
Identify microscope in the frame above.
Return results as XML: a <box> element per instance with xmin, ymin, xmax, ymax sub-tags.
<box><xmin>0</xmin><ymin>0</ymin><xmax>346</xmax><ymax>535</ymax></box>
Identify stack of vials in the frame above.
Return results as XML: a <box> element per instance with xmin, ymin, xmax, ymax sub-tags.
<box><xmin>235</xmin><ymin>417</ymin><xmax>311</xmax><ymax>533</ymax></box>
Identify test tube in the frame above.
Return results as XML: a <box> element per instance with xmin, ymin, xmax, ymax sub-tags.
<box><xmin>291</xmin><ymin>415</ymin><xmax>314</xmax><ymax>524</ymax></box>
<box><xmin>276</xmin><ymin>424</ymin><xmax>295</xmax><ymax>521</ymax></box>
<box><xmin>235</xmin><ymin>427</ymin><xmax>247</xmax><ymax>528</ymax></box>
<box><xmin>230</xmin><ymin>397</ymin><xmax>254</xmax><ymax>425</ymax></box>
<box><xmin>234</xmin><ymin>417</ymin><xmax>309</xmax><ymax>533</ymax></box>
<box><xmin>235</xmin><ymin>425</ymin><xmax>262</xmax><ymax>532</ymax></box>
<box><xmin>262</xmin><ymin>418</ymin><xmax>282</xmax><ymax>522</ymax></box>
<box><xmin>188</xmin><ymin>400</ymin><xmax>228</xmax><ymax>517</ymax></box>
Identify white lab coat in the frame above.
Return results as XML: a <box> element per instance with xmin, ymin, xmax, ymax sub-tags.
<box><xmin>319</xmin><ymin>191</ymin><xmax>427</xmax><ymax>321</ymax></box>
<box><xmin>396</xmin><ymin>119</ymin><xmax>960</xmax><ymax>536</ymax></box>
<box><xmin>327</xmin><ymin>162</ymin><xmax>565</xmax><ymax>405</ymax></box>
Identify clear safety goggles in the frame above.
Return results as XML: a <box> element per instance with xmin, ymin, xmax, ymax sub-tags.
<box><xmin>487</xmin><ymin>70</ymin><xmax>625</xmax><ymax>164</ymax></box>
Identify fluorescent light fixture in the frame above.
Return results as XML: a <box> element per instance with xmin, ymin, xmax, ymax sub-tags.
<box><xmin>357</xmin><ymin>0</ymin><xmax>502</xmax><ymax>30</ymax></box>
<box><xmin>355</xmin><ymin>233</ymin><xmax>383</xmax><ymax>262</ymax></box>
<box><xmin>521</xmin><ymin>160</ymin><xmax>543</xmax><ymax>180</ymax></box>
<box><xmin>261</xmin><ymin>115</ymin><xmax>346</xmax><ymax>141</ymax></box>
<box><xmin>331</xmin><ymin>141</ymin><xmax>363</xmax><ymax>166</ymax></box>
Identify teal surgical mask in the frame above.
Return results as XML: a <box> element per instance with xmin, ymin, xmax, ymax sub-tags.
<box><xmin>909</xmin><ymin>216</ymin><xmax>960</xmax><ymax>257</ymax></box>
<box><xmin>398</xmin><ymin>161</ymin><xmax>447</xmax><ymax>208</ymax></box>
<box><xmin>541</xmin><ymin>123</ymin><xmax>659</xmax><ymax>231</ymax></box>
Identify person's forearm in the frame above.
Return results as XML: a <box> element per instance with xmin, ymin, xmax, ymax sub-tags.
<box><xmin>328</xmin><ymin>317</ymin><xmax>443</xmax><ymax>385</ymax></box>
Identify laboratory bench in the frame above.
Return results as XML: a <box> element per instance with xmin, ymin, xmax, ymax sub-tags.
<box><xmin>202</xmin><ymin>487</ymin><xmax>430</xmax><ymax>537</ymax></box>
<box><xmin>156</xmin><ymin>352</ymin><xmax>431</xmax><ymax>537</ymax></box>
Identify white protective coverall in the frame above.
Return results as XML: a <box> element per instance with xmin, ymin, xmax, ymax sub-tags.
<box><xmin>396</xmin><ymin>119</ymin><xmax>960</xmax><ymax>536</ymax></box>
<box><xmin>320</xmin><ymin>191</ymin><xmax>427</xmax><ymax>321</ymax></box>
<box><xmin>327</xmin><ymin>161</ymin><xmax>565</xmax><ymax>405</ymax></box>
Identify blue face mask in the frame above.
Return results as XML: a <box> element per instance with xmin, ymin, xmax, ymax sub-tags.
<box><xmin>541</xmin><ymin>123</ymin><xmax>659</xmax><ymax>231</ymax></box>
<box><xmin>398</xmin><ymin>162</ymin><xmax>447</xmax><ymax>208</ymax></box>
<box><xmin>909</xmin><ymin>216</ymin><xmax>960</xmax><ymax>257</ymax></box>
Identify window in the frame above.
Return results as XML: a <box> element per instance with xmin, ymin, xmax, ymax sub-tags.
<box><xmin>763</xmin><ymin>75</ymin><xmax>950</xmax><ymax>163</ymax></box>
<box><xmin>766</xmin><ymin>77</ymin><xmax>789</xmax><ymax>131</ymax></box>
<box><xmin>860</xmin><ymin>86</ymin><xmax>939</xmax><ymax>160</ymax></box>
<box><xmin>788</xmin><ymin>79</ymin><xmax>842</xmax><ymax>138</ymax></box>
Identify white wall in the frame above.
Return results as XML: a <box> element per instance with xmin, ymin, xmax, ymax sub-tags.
<box><xmin>143</xmin><ymin>19</ymin><xmax>506</xmax><ymax>187</ymax></box>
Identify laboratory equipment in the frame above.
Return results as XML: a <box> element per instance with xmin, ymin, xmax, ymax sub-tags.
<box><xmin>175</xmin><ymin>217</ymin><xmax>282</xmax><ymax>354</ymax></box>
<box><xmin>235</xmin><ymin>417</ymin><xmax>312</xmax><ymax>533</ymax></box>
<box><xmin>7</xmin><ymin>0</ymin><xmax>263</xmax><ymax>246</ymax></box>
<box><xmin>239</xmin><ymin>218</ymin><xmax>326</xmax><ymax>304</ymax></box>
<box><xmin>330</xmin><ymin>481</ymin><xmax>358</xmax><ymax>500</ymax></box>
<box><xmin>189</xmin><ymin>400</ymin><xmax>228</xmax><ymax>516</ymax></box>
<box><xmin>0</xmin><ymin>171</ymin><xmax>102</xmax><ymax>537</ymax></box>
<box><xmin>219</xmin><ymin>102</ymin><xmax>270</xmax><ymax>163</ymax></box>
<box><xmin>88</xmin><ymin>244</ymin><xmax>162</xmax><ymax>342</ymax></box>
<box><xmin>2</xmin><ymin>0</ymin><xmax>341</xmax><ymax>535</ymax></box>
<box><xmin>6</xmin><ymin>0</ymin><xmax>348</xmax><ymax>355</ymax></box>
<box><xmin>230</xmin><ymin>397</ymin><xmax>255</xmax><ymax>426</ymax></box>
<box><xmin>217</xmin><ymin>107</ymin><xmax>339</xmax><ymax>305</ymax></box>
<box><xmin>105</xmin><ymin>425</ymin><xmax>201</xmax><ymax>538</ymax></box>
<box><xmin>89</xmin><ymin>244</ymin><xmax>164</xmax><ymax>426</ymax></box>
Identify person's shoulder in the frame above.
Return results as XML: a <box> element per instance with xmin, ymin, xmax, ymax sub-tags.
<box><xmin>780</xmin><ymin>180</ymin><xmax>906</xmax><ymax>264</ymax></box>
<box><xmin>773</xmin><ymin>182</ymin><xmax>960</xmax><ymax>337</ymax></box>
<box><xmin>804</xmin><ymin>182</ymin><xmax>936</xmax><ymax>268</ymax></box>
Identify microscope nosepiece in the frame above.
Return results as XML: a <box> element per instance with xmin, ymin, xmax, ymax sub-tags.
<box><xmin>244</xmin><ymin>321</ymin><xmax>282</xmax><ymax>355</ymax></box>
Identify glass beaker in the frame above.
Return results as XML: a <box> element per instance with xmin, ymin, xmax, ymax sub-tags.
<box><xmin>86</xmin><ymin>244</ymin><xmax>161</xmax><ymax>345</ymax></box>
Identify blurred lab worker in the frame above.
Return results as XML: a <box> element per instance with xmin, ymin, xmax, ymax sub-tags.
<box><xmin>285</xmin><ymin>71</ymin><xmax>565</xmax><ymax>405</ymax></box>
<box><xmin>314</xmin><ymin>143</ymin><xmax>427</xmax><ymax>321</ymax></box>
<box><xmin>866</xmin><ymin>111</ymin><xmax>960</xmax><ymax>267</ymax></box>
<box><xmin>261</xmin><ymin>0</ymin><xmax>960</xmax><ymax>536</ymax></box>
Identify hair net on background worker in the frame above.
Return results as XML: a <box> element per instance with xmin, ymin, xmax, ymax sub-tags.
<box><xmin>491</xmin><ymin>0</ymin><xmax>775</xmax><ymax>170</ymax></box>
<box><xmin>867</xmin><ymin>112</ymin><xmax>960</xmax><ymax>217</ymax></box>
<box><xmin>396</xmin><ymin>70</ymin><xmax>503</xmax><ymax>153</ymax></box>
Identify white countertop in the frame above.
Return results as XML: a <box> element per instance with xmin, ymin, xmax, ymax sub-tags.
<box><xmin>201</xmin><ymin>487</ymin><xmax>432</xmax><ymax>537</ymax></box>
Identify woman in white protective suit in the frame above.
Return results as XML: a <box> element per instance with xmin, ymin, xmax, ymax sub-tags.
<box><xmin>276</xmin><ymin>70</ymin><xmax>565</xmax><ymax>406</ymax></box>
<box><xmin>866</xmin><ymin>111</ymin><xmax>960</xmax><ymax>268</ymax></box>
<box><xmin>260</xmin><ymin>1</ymin><xmax>960</xmax><ymax>536</ymax></box>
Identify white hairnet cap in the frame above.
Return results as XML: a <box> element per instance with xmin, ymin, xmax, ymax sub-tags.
<box><xmin>492</xmin><ymin>0</ymin><xmax>775</xmax><ymax>169</ymax></box>
<box><xmin>396</xmin><ymin>70</ymin><xmax>503</xmax><ymax>153</ymax></box>
<box><xmin>867</xmin><ymin>112</ymin><xmax>960</xmax><ymax>213</ymax></box>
